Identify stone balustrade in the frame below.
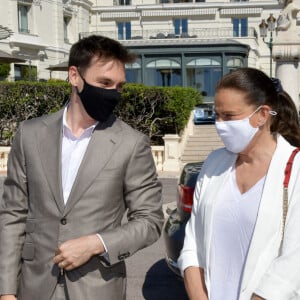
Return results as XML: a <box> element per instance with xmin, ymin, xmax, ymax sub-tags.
<box><xmin>0</xmin><ymin>147</ymin><xmax>10</xmax><ymax>174</ymax></box>
<box><xmin>80</xmin><ymin>27</ymin><xmax>258</xmax><ymax>42</ymax></box>
<box><xmin>151</xmin><ymin>146</ymin><xmax>164</xmax><ymax>171</ymax></box>
<box><xmin>0</xmin><ymin>135</ymin><xmax>186</xmax><ymax>173</ymax></box>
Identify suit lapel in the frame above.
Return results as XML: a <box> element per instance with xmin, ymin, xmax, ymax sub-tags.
<box><xmin>64</xmin><ymin>117</ymin><xmax>122</xmax><ymax>214</ymax></box>
<box><xmin>37</xmin><ymin>110</ymin><xmax>65</xmax><ymax>214</ymax></box>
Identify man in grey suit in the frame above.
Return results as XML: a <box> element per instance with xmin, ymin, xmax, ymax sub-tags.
<box><xmin>0</xmin><ymin>35</ymin><xmax>163</xmax><ymax>300</ymax></box>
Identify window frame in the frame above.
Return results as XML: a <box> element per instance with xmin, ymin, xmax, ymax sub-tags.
<box><xmin>174</xmin><ymin>18</ymin><xmax>188</xmax><ymax>35</ymax></box>
<box><xmin>63</xmin><ymin>16</ymin><xmax>72</xmax><ymax>43</ymax></box>
<box><xmin>117</xmin><ymin>22</ymin><xmax>131</xmax><ymax>40</ymax></box>
<box><xmin>18</xmin><ymin>3</ymin><xmax>31</xmax><ymax>34</ymax></box>
<box><xmin>232</xmin><ymin>18</ymin><xmax>248</xmax><ymax>37</ymax></box>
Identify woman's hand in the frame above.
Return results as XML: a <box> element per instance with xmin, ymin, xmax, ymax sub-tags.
<box><xmin>184</xmin><ymin>267</ymin><xmax>208</xmax><ymax>300</ymax></box>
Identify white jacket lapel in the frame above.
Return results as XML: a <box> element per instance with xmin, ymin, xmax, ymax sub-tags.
<box><xmin>240</xmin><ymin>135</ymin><xmax>295</xmax><ymax>294</ymax></box>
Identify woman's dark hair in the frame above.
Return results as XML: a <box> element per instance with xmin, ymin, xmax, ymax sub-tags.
<box><xmin>216</xmin><ymin>67</ymin><xmax>300</xmax><ymax>147</ymax></box>
<box><xmin>68</xmin><ymin>35</ymin><xmax>136</xmax><ymax>73</ymax></box>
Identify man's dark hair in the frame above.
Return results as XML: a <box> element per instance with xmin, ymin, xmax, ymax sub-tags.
<box><xmin>68</xmin><ymin>35</ymin><xmax>136</xmax><ymax>72</ymax></box>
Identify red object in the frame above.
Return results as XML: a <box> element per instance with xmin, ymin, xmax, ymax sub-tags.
<box><xmin>178</xmin><ymin>185</ymin><xmax>195</xmax><ymax>213</ymax></box>
<box><xmin>284</xmin><ymin>148</ymin><xmax>300</xmax><ymax>188</ymax></box>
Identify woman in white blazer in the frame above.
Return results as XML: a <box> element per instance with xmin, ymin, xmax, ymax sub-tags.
<box><xmin>178</xmin><ymin>68</ymin><xmax>300</xmax><ymax>300</ymax></box>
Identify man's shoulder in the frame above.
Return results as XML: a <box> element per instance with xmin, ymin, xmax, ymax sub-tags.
<box><xmin>114</xmin><ymin>117</ymin><xmax>145</xmax><ymax>139</ymax></box>
<box><xmin>22</xmin><ymin>109</ymin><xmax>63</xmax><ymax>129</ymax></box>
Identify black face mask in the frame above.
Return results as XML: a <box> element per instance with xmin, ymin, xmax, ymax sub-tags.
<box><xmin>77</xmin><ymin>78</ymin><xmax>121</xmax><ymax>122</ymax></box>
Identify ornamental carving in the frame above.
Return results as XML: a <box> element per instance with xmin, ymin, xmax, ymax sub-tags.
<box><xmin>277</xmin><ymin>0</ymin><xmax>300</xmax><ymax>31</ymax></box>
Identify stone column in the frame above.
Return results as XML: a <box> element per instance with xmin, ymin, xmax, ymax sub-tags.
<box><xmin>273</xmin><ymin>0</ymin><xmax>300</xmax><ymax>110</ymax></box>
<box><xmin>275</xmin><ymin>59</ymin><xmax>299</xmax><ymax>110</ymax></box>
<box><xmin>162</xmin><ymin>134</ymin><xmax>180</xmax><ymax>172</ymax></box>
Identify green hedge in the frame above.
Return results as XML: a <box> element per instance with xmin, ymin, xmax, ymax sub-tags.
<box><xmin>116</xmin><ymin>84</ymin><xmax>202</xmax><ymax>144</ymax></box>
<box><xmin>0</xmin><ymin>81</ymin><xmax>202</xmax><ymax>145</ymax></box>
<box><xmin>0</xmin><ymin>64</ymin><xmax>10</xmax><ymax>80</ymax></box>
<box><xmin>0</xmin><ymin>81</ymin><xmax>70</xmax><ymax>145</ymax></box>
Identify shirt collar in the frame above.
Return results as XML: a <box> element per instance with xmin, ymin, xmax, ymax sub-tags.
<box><xmin>62</xmin><ymin>106</ymin><xmax>98</xmax><ymax>140</ymax></box>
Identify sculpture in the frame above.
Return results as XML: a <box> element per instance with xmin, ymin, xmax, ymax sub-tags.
<box><xmin>277</xmin><ymin>0</ymin><xmax>300</xmax><ymax>31</ymax></box>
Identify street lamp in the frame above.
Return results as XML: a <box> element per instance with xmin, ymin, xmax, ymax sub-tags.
<box><xmin>259</xmin><ymin>14</ymin><xmax>276</xmax><ymax>77</ymax></box>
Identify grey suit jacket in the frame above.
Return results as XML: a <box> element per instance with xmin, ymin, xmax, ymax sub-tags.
<box><xmin>0</xmin><ymin>109</ymin><xmax>163</xmax><ymax>300</ymax></box>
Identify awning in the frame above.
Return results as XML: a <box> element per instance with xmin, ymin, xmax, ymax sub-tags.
<box><xmin>47</xmin><ymin>61</ymin><xmax>68</xmax><ymax>71</ymax></box>
<box><xmin>101</xmin><ymin>11</ymin><xmax>140</xmax><ymax>19</ymax></box>
<box><xmin>0</xmin><ymin>49</ymin><xmax>26</xmax><ymax>63</ymax></box>
<box><xmin>142</xmin><ymin>8</ymin><xmax>217</xmax><ymax>17</ymax></box>
<box><xmin>220</xmin><ymin>7</ymin><xmax>262</xmax><ymax>16</ymax></box>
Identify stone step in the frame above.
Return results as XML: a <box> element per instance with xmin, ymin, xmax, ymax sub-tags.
<box><xmin>188</xmin><ymin>133</ymin><xmax>221</xmax><ymax>142</ymax></box>
<box><xmin>193</xmin><ymin>124</ymin><xmax>217</xmax><ymax>130</ymax></box>
<box><xmin>183</xmin><ymin>146</ymin><xmax>222</xmax><ymax>154</ymax></box>
<box><xmin>180</xmin><ymin>123</ymin><xmax>223</xmax><ymax>164</ymax></box>
<box><xmin>183</xmin><ymin>147</ymin><xmax>222</xmax><ymax>155</ymax></box>
<box><xmin>192</xmin><ymin>131</ymin><xmax>219</xmax><ymax>136</ymax></box>
<box><xmin>193</xmin><ymin>124</ymin><xmax>216</xmax><ymax>128</ymax></box>
<box><xmin>185</xmin><ymin>140</ymin><xmax>223</xmax><ymax>146</ymax></box>
<box><xmin>192</xmin><ymin>130</ymin><xmax>220</xmax><ymax>138</ymax></box>
<box><xmin>193</xmin><ymin>128</ymin><xmax>217</xmax><ymax>133</ymax></box>
<box><xmin>181</xmin><ymin>155</ymin><xmax>208</xmax><ymax>163</ymax></box>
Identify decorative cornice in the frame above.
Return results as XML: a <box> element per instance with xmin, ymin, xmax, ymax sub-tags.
<box><xmin>273</xmin><ymin>44</ymin><xmax>300</xmax><ymax>61</ymax></box>
<box><xmin>70</xmin><ymin>0</ymin><xmax>93</xmax><ymax>10</ymax></box>
<box><xmin>0</xmin><ymin>26</ymin><xmax>13</xmax><ymax>40</ymax></box>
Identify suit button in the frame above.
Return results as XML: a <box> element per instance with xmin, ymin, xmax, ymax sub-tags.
<box><xmin>118</xmin><ymin>252</ymin><xmax>130</xmax><ymax>260</ymax></box>
<box><xmin>60</xmin><ymin>218</ymin><xmax>67</xmax><ymax>225</ymax></box>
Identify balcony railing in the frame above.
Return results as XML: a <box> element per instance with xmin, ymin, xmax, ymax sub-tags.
<box><xmin>80</xmin><ymin>27</ymin><xmax>258</xmax><ymax>41</ymax></box>
<box><xmin>0</xmin><ymin>147</ymin><xmax>10</xmax><ymax>174</ymax></box>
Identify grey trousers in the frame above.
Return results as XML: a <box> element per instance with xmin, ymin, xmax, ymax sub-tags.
<box><xmin>50</xmin><ymin>275</ymin><xmax>70</xmax><ymax>300</ymax></box>
<box><xmin>50</xmin><ymin>285</ymin><xmax>67</xmax><ymax>300</ymax></box>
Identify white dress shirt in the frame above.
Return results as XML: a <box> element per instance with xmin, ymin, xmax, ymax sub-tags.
<box><xmin>209</xmin><ymin>166</ymin><xmax>265</xmax><ymax>300</ymax></box>
<box><xmin>61</xmin><ymin>107</ymin><xmax>97</xmax><ymax>204</ymax></box>
<box><xmin>61</xmin><ymin>107</ymin><xmax>108</xmax><ymax>255</ymax></box>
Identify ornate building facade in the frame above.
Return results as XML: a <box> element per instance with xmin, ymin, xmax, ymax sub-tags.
<box><xmin>0</xmin><ymin>0</ymin><xmax>299</xmax><ymax>106</ymax></box>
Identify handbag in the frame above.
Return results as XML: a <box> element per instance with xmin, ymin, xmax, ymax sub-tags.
<box><xmin>281</xmin><ymin>148</ymin><xmax>300</xmax><ymax>243</ymax></box>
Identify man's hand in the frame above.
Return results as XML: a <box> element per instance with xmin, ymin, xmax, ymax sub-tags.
<box><xmin>0</xmin><ymin>295</ymin><xmax>17</xmax><ymax>300</ymax></box>
<box><xmin>53</xmin><ymin>234</ymin><xmax>105</xmax><ymax>271</ymax></box>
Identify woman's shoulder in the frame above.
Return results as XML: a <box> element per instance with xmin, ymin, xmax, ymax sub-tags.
<box><xmin>206</xmin><ymin>147</ymin><xmax>235</xmax><ymax>164</ymax></box>
<box><xmin>200</xmin><ymin>147</ymin><xmax>236</xmax><ymax>176</ymax></box>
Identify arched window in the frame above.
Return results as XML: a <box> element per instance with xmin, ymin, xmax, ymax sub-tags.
<box><xmin>146</xmin><ymin>59</ymin><xmax>180</xmax><ymax>68</ymax></box>
<box><xmin>146</xmin><ymin>59</ymin><xmax>181</xmax><ymax>87</ymax></box>
<box><xmin>187</xmin><ymin>58</ymin><xmax>221</xmax><ymax>66</ymax></box>
<box><xmin>125</xmin><ymin>62</ymin><xmax>142</xmax><ymax>83</ymax></box>
<box><xmin>227</xmin><ymin>57</ymin><xmax>244</xmax><ymax>67</ymax></box>
<box><xmin>186</xmin><ymin>58</ymin><xmax>221</xmax><ymax>97</ymax></box>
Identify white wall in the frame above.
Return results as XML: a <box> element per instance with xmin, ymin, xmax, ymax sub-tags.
<box><xmin>0</xmin><ymin>0</ymin><xmax>288</xmax><ymax>84</ymax></box>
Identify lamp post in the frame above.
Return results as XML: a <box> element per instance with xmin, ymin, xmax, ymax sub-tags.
<box><xmin>259</xmin><ymin>14</ymin><xmax>276</xmax><ymax>77</ymax></box>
